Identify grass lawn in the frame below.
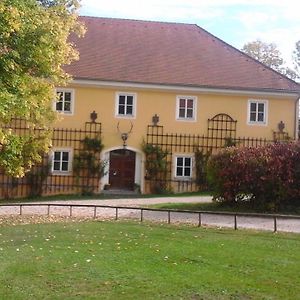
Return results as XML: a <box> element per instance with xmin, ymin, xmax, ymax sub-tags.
<box><xmin>0</xmin><ymin>220</ymin><xmax>299</xmax><ymax>299</ymax></box>
<box><xmin>150</xmin><ymin>202</ymin><xmax>300</xmax><ymax>216</ymax></box>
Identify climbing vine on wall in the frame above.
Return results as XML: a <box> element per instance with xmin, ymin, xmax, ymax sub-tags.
<box><xmin>142</xmin><ymin>142</ymin><xmax>170</xmax><ymax>193</ymax></box>
<box><xmin>73</xmin><ymin>136</ymin><xmax>106</xmax><ymax>195</ymax></box>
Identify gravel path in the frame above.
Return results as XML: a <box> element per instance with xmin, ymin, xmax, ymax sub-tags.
<box><xmin>25</xmin><ymin>196</ymin><xmax>212</xmax><ymax>206</ymax></box>
<box><xmin>0</xmin><ymin>196</ymin><xmax>300</xmax><ymax>233</ymax></box>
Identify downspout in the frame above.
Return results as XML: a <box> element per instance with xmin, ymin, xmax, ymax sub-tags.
<box><xmin>295</xmin><ymin>96</ymin><xmax>300</xmax><ymax>140</ymax></box>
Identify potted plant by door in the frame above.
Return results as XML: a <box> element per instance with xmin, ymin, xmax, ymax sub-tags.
<box><xmin>103</xmin><ymin>184</ymin><xmax>110</xmax><ymax>190</ymax></box>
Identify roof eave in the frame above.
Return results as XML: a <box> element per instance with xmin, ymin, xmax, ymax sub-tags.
<box><xmin>70</xmin><ymin>78</ymin><xmax>300</xmax><ymax>99</ymax></box>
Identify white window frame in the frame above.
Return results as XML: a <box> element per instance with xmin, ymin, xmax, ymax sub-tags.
<box><xmin>51</xmin><ymin>148</ymin><xmax>73</xmax><ymax>175</ymax></box>
<box><xmin>115</xmin><ymin>92</ymin><xmax>137</xmax><ymax>119</ymax></box>
<box><xmin>176</xmin><ymin>96</ymin><xmax>197</xmax><ymax>122</ymax></box>
<box><xmin>54</xmin><ymin>88</ymin><xmax>75</xmax><ymax>115</ymax></box>
<box><xmin>174</xmin><ymin>155</ymin><xmax>193</xmax><ymax>179</ymax></box>
<box><xmin>247</xmin><ymin>99</ymin><xmax>268</xmax><ymax>126</ymax></box>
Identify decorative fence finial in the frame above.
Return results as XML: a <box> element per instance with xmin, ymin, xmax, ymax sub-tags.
<box><xmin>90</xmin><ymin>111</ymin><xmax>98</xmax><ymax>123</ymax></box>
<box><xmin>278</xmin><ymin>121</ymin><xmax>285</xmax><ymax>133</ymax></box>
<box><xmin>152</xmin><ymin>114</ymin><xmax>159</xmax><ymax>126</ymax></box>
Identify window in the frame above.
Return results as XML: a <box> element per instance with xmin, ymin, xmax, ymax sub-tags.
<box><xmin>52</xmin><ymin>149</ymin><xmax>72</xmax><ymax>173</ymax></box>
<box><xmin>248</xmin><ymin>99</ymin><xmax>268</xmax><ymax>125</ymax></box>
<box><xmin>116</xmin><ymin>93</ymin><xmax>136</xmax><ymax>118</ymax></box>
<box><xmin>175</xmin><ymin>156</ymin><xmax>192</xmax><ymax>178</ymax></box>
<box><xmin>176</xmin><ymin>96</ymin><xmax>197</xmax><ymax>121</ymax></box>
<box><xmin>55</xmin><ymin>89</ymin><xmax>74</xmax><ymax>114</ymax></box>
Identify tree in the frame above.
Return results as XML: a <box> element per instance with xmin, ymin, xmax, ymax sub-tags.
<box><xmin>241</xmin><ymin>40</ymin><xmax>298</xmax><ymax>80</ymax></box>
<box><xmin>37</xmin><ymin>0</ymin><xmax>60</xmax><ymax>6</ymax></box>
<box><xmin>292</xmin><ymin>40</ymin><xmax>300</xmax><ymax>75</ymax></box>
<box><xmin>0</xmin><ymin>0</ymin><xmax>84</xmax><ymax>177</ymax></box>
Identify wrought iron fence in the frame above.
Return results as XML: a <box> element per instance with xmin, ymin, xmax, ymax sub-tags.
<box><xmin>0</xmin><ymin>113</ymin><xmax>292</xmax><ymax>198</ymax></box>
<box><xmin>0</xmin><ymin>203</ymin><xmax>300</xmax><ymax>233</ymax></box>
<box><xmin>144</xmin><ymin>123</ymin><xmax>274</xmax><ymax>193</ymax></box>
<box><xmin>0</xmin><ymin>119</ymin><xmax>102</xmax><ymax>199</ymax></box>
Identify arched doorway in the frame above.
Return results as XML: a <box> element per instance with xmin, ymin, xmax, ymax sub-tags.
<box><xmin>109</xmin><ymin>149</ymin><xmax>136</xmax><ymax>190</ymax></box>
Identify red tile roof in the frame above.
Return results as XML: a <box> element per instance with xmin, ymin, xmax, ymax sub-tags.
<box><xmin>65</xmin><ymin>16</ymin><xmax>300</xmax><ymax>93</ymax></box>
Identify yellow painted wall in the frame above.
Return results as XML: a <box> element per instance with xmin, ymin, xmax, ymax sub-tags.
<box><xmin>55</xmin><ymin>84</ymin><xmax>297</xmax><ymax>152</ymax></box>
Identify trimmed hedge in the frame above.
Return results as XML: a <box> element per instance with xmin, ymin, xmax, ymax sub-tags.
<box><xmin>207</xmin><ymin>141</ymin><xmax>300</xmax><ymax>211</ymax></box>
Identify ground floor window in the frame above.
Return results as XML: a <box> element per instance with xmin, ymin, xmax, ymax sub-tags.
<box><xmin>52</xmin><ymin>149</ymin><xmax>72</xmax><ymax>173</ymax></box>
<box><xmin>175</xmin><ymin>156</ymin><xmax>192</xmax><ymax>178</ymax></box>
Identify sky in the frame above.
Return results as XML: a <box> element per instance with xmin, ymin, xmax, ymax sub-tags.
<box><xmin>79</xmin><ymin>0</ymin><xmax>300</xmax><ymax>67</ymax></box>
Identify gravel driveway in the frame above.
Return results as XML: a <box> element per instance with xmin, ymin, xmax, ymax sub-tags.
<box><xmin>0</xmin><ymin>196</ymin><xmax>300</xmax><ymax>233</ymax></box>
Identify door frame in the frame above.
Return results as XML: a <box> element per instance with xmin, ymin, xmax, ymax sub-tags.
<box><xmin>109</xmin><ymin>149</ymin><xmax>136</xmax><ymax>190</ymax></box>
<box><xmin>100</xmin><ymin>146</ymin><xmax>145</xmax><ymax>193</ymax></box>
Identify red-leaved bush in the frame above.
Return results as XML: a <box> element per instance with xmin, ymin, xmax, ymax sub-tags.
<box><xmin>207</xmin><ymin>141</ymin><xmax>300</xmax><ymax>211</ymax></box>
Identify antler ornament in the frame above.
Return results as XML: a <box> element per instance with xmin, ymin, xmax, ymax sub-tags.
<box><xmin>117</xmin><ymin>121</ymin><xmax>133</xmax><ymax>148</ymax></box>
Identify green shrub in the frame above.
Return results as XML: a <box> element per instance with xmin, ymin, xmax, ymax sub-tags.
<box><xmin>207</xmin><ymin>142</ymin><xmax>300</xmax><ymax>211</ymax></box>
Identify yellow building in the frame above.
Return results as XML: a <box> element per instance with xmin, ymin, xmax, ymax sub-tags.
<box><xmin>4</xmin><ymin>17</ymin><xmax>300</xmax><ymax>197</ymax></box>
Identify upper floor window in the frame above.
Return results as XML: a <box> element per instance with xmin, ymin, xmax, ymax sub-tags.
<box><xmin>176</xmin><ymin>96</ymin><xmax>197</xmax><ymax>121</ymax></box>
<box><xmin>55</xmin><ymin>89</ymin><xmax>74</xmax><ymax>115</ymax></box>
<box><xmin>248</xmin><ymin>99</ymin><xmax>268</xmax><ymax>125</ymax></box>
<box><xmin>116</xmin><ymin>92</ymin><xmax>136</xmax><ymax>118</ymax></box>
<box><xmin>175</xmin><ymin>156</ymin><xmax>193</xmax><ymax>178</ymax></box>
<box><xmin>52</xmin><ymin>149</ymin><xmax>72</xmax><ymax>174</ymax></box>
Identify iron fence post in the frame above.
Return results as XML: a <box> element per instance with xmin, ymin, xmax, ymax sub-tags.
<box><xmin>234</xmin><ymin>214</ymin><xmax>237</xmax><ymax>230</ymax></box>
<box><xmin>141</xmin><ymin>209</ymin><xmax>143</xmax><ymax>222</ymax></box>
<box><xmin>94</xmin><ymin>206</ymin><xmax>97</xmax><ymax>219</ymax></box>
<box><xmin>274</xmin><ymin>216</ymin><xmax>277</xmax><ymax>232</ymax></box>
<box><xmin>198</xmin><ymin>213</ymin><xmax>202</xmax><ymax>227</ymax></box>
<box><xmin>115</xmin><ymin>207</ymin><xmax>118</xmax><ymax>220</ymax></box>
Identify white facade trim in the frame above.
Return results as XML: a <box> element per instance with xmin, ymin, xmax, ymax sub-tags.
<box><xmin>101</xmin><ymin>146</ymin><xmax>145</xmax><ymax>193</ymax></box>
<box><xmin>71</xmin><ymin>79</ymin><xmax>299</xmax><ymax>99</ymax></box>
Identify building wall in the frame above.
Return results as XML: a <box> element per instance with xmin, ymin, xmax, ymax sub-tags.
<box><xmin>55</xmin><ymin>84</ymin><xmax>297</xmax><ymax>149</ymax></box>
<box><xmin>0</xmin><ymin>83</ymin><xmax>296</xmax><ymax>198</ymax></box>
<box><xmin>51</xmin><ymin>83</ymin><xmax>297</xmax><ymax>194</ymax></box>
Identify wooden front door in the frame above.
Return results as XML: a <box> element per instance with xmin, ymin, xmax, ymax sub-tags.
<box><xmin>109</xmin><ymin>149</ymin><xmax>136</xmax><ymax>190</ymax></box>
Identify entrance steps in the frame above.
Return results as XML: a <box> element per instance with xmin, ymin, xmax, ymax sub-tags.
<box><xmin>101</xmin><ymin>189</ymin><xmax>140</xmax><ymax>196</ymax></box>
